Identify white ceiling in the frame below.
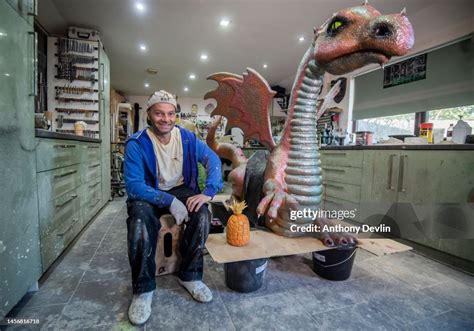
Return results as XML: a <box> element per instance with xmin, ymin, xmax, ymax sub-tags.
<box><xmin>38</xmin><ymin>0</ymin><xmax>473</xmax><ymax>97</ymax></box>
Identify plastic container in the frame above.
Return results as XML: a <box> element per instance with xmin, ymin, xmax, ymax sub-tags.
<box><xmin>453</xmin><ymin>117</ymin><xmax>472</xmax><ymax>144</ymax></box>
<box><xmin>210</xmin><ymin>202</ymin><xmax>232</xmax><ymax>226</ymax></box>
<box><xmin>419</xmin><ymin>122</ymin><xmax>433</xmax><ymax>143</ymax></box>
<box><xmin>312</xmin><ymin>246</ymin><xmax>357</xmax><ymax>281</ymax></box>
<box><xmin>224</xmin><ymin>258</ymin><xmax>267</xmax><ymax>293</ymax></box>
<box><xmin>355</xmin><ymin>131</ymin><xmax>373</xmax><ymax>145</ymax></box>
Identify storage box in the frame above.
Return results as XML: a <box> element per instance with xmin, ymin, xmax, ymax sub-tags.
<box><xmin>67</xmin><ymin>27</ymin><xmax>100</xmax><ymax>41</ymax></box>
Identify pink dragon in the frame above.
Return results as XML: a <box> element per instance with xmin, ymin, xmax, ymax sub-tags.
<box><xmin>205</xmin><ymin>2</ymin><xmax>414</xmax><ymax>246</ymax></box>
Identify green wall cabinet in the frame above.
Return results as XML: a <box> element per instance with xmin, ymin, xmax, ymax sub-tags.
<box><xmin>0</xmin><ymin>0</ymin><xmax>41</xmax><ymax>318</ymax></box>
<box><xmin>100</xmin><ymin>44</ymin><xmax>111</xmax><ymax>204</ymax></box>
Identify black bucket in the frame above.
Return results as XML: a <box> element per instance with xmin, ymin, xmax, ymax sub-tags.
<box><xmin>312</xmin><ymin>246</ymin><xmax>357</xmax><ymax>281</ymax></box>
<box><xmin>210</xmin><ymin>202</ymin><xmax>232</xmax><ymax>226</ymax></box>
<box><xmin>224</xmin><ymin>258</ymin><xmax>268</xmax><ymax>293</ymax></box>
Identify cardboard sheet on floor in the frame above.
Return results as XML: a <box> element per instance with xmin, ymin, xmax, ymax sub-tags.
<box><xmin>206</xmin><ymin>230</ymin><xmax>412</xmax><ymax>264</ymax></box>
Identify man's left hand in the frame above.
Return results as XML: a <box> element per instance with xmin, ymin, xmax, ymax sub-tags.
<box><xmin>186</xmin><ymin>194</ymin><xmax>211</xmax><ymax>213</ymax></box>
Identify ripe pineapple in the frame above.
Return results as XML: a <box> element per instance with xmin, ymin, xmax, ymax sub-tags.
<box><xmin>226</xmin><ymin>199</ymin><xmax>250</xmax><ymax>247</ymax></box>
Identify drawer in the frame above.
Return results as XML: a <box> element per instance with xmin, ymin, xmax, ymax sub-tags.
<box><xmin>322</xmin><ymin>180</ymin><xmax>361</xmax><ymax>204</ymax></box>
<box><xmin>320</xmin><ymin>150</ymin><xmax>363</xmax><ymax>168</ymax></box>
<box><xmin>40</xmin><ymin>210</ymin><xmax>82</xmax><ymax>271</ymax></box>
<box><xmin>321</xmin><ymin>165</ymin><xmax>362</xmax><ymax>185</ymax></box>
<box><xmin>37</xmin><ymin>164</ymin><xmax>82</xmax><ymax>201</ymax></box>
<box><xmin>39</xmin><ymin>187</ymin><xmax>81</xmax><ymax>237</ymax></box>
<box><xmin>36</xmin><ymin>139</ymin><xmax>81</xmax><ymax>172</ymax></box>
<box><xmin>322</xmin><ymin>196</ymin><xmax>360</xmax><ymax>221</ymax></box>
<box><xmin>83</xmin><ymin>160</ymin><xmax>102</xmax><ymax>183</ymax></box>
<box><xmin>83</xmin><ymin>143</ymin><xmax>101</xmax><ymax>163</ymax></box>
<box><xmin>81</xmin><ymin>178</ymin><xmax>103</xmax><ymax>223</ymax></box>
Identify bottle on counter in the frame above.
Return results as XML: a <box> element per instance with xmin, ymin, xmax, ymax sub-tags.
<box><xmin>452</xmin><ymin>116</ymin><xmax>472</xmax><ymax>144</ymax></box>
<box><xmin>446</xmin><ymin>124</ymin><xmax>454</xmax><ymax>141</ymax></box>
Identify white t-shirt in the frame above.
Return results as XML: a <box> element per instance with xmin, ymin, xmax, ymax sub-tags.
<box><xmin>147</xmin><ymin>127</ymin><xmax>184</xmax><ymax>191</ymax></box>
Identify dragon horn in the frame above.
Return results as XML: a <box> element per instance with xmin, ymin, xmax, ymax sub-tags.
<box><xmin>400</xmin><ymin>7</ymin><xmax>407</xmax><ymax>16</ymax></box>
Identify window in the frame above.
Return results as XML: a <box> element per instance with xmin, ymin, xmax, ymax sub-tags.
<box><xmin>356</xmin><ymin>113</ymin><xmax>415</xmax><ymax>143</ymax></box>
<box><xmin>426</xmin><ymin>105</ymin><xmax>474</xmax><ymax>137</ymax></box>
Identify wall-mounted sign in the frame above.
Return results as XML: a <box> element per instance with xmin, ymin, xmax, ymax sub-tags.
<box><xmin>383</xmin><ymin>53</ymin><xmax>427</xmax><ymax>88</ymax></box>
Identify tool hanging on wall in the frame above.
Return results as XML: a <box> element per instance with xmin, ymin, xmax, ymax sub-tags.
<box><xmin>55</xmin><ymin>85</ymin><xmax>97</xmax><ymax>96</ymax></box>
<box><xmin>57</xmin><ymin>38</ymin><xmax>95</xmax><ymax>54</ymax></box>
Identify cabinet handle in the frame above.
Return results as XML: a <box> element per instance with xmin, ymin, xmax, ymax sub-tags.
<box><xmin>398</xmin><ymin>155</ymin><xmax>408</xmax><ymax>192</ymax></box>
<box><xmin>100</xmin><ymin>63</ymin><xmax>105</xmax><ymax>92</ymax></box>
<box><xmin>87</xmin><ymin>145</ymin><xmax>100</xmax><ymax>149</ymax></box>
<box><xmin>89</xmin><ymin>162</ymin><xmax>101</xmax><ymax>168</ymax></box>
<box><xmin>27</xmin><ymin>0</ymin><xmax>37</xmax><ymax>16</ymax></box>
<box><xmin>388</xmin><ymin>154</ymin><xmax>398</xmax><ymax>190</ymax></box>
<box><xmin>88</xmin><ymin>181</ymin><xmax>100</xmax><ymax>189</ymax></box>
<box><xmin>55</xmin><ymin>194</ymin><xmax>78</xmax><ymax>208</ymax></box>
<box><xmin>322</xmin><ymin>168</ymin><xmax>345</xmax><ymax>173</ymax></box>
<box><xmin>54</xmin><ymin>144</ymin><xmax>76</xmax><ymax>149</ymax></box>
<box><xmin>102</xmin><ymin>98</ymin><xmax>105</xmax><ymax>126</ymax></box>
<box><xmin>327</xmin><ymin>152</ymin><xmax>347</xmax><ymax>157</ymax></box>
<box><xmin>28</xmin><ymin>31</ymin><xmax>37</xmax><ymax>97</ymax></box>
<box><xmin>324</xmin><ymin>183</ymin><xmax>344</xmax><ymax>190</ymax></box>
<box><xmin>56</xmin><ymin>219</ymin><xmax>78</xmax><ymax>236</ymax></box>
<box><xmin>89</xmin><ymin>199</ymin><xmax>101</xmax><ymax>208</ymax></box>
<box><xmin>54</xmin><ymin>170</ymin><xmax>77</xmax><ymax>179</ymax></box>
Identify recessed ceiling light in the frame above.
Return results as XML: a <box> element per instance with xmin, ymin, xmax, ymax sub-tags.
<box><xmin>140</xmin><ymin>44</ymin><xmax>147</xmax><ymax>51</ymax></box>
<box><xmin>136</xmin><ymin>3</ymin><xmax>144</xmax><ymax>11</ymax></box>
<box><xmin>0</xmin><ymin>32</ymin><xmax>6</xmax><ymax>37</ymax></box>
<box><xmin>219</xmin><ymin>18</ymin><xmax>231</xmax><ymax>27</ymax></box>
<box><xmin>189</xmin><ymin>74</ymin><xmax>196</xmax><ymax>80</ymax></box>
<box><xmin>4</xmin><ymin>73</ymin><xmax>11</xmax><ymax>77</ymax></box>
<box><xmin>298</xmin><ymin>36</ymin><xmax>305</xmax><ymax>42</ymax></box>
<box><xmin>184</xmin><ymin>87</ymin><xmax>189</xmax><ymax>92</ymax></box>
<box><xmin>200</xmin><ymin>53</ymin><xmax>208</xmax><ymax>61</ymax></box>
<box><xmin>144</xmin><ymin>83</ymin><xmax>149</xmax><ymax>88</ymax></box>
<box><xmin>263</xmin><ymin>63</ymin><xmax>268</xmax><ymax>69</ymax></box>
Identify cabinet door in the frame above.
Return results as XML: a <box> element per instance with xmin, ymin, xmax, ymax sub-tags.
<box><xmin>358</xmin><ymin>150</ymin><xmax>400</xmax><ymax>227</ymax></box>
<box><xmin>6</xmin><ymin>0</ymin><xmax>36</xmax><ymax>26</ymax></box>
<box><xmin>396</xmin><ymin>151</ymin><xmax>474</xmax><ymax>259</ymax></box>
<box><xmin>0</xmin><ymin>1</ymin><xmax>41</xmax><ymax>318</ymax></box>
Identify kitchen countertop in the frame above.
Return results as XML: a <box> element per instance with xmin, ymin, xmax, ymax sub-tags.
<box><xmin>35</xmin><ymin>129</ymin><xmax>101</xmax><ymax>143</ymax></box>
<box><xmin>320</xmin><ymin>144</ymin><xmax>474</xmax><ymax>150</ymax></box>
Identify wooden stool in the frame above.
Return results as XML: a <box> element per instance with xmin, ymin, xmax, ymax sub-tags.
<box><xmin>155</xmin><ymin>214</ymin><xmax>183</xmax><ymax>276</ymax></box>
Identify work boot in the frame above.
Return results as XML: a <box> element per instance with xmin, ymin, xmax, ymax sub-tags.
<box><xmin>178</xmin><ymin>279</ymin><xmax>213</xmax><ymax>303</ymax></box>
<box><xmin>128</xmin><ymin>290</ymin><xmax>153</xmax><ymax>325</ymax></box>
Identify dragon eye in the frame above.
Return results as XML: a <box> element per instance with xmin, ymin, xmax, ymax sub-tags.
<box><xmin>327</xmin><ymin>18</ymin><xmax>346</xmax><ymax>36</ymax></box>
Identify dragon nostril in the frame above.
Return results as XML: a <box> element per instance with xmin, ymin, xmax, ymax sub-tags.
<box><xmin>373</xmin><ymin>23</ymin><xmax>393</xmax><ymax>38</ymax></box>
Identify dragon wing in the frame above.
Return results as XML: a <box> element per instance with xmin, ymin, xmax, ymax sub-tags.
<box><xmin>204</xmin><ymin>68</ymin><xmax>276</xmax><ymax>151</ymax></box>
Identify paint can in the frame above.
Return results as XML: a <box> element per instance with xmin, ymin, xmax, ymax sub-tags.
<box><xmin>224</xmin><ymin>258</ymin><xmax>267</xmax><ymax>292</ymax></box>
<box><xmin>312</xmin><ymin>246</ymin><xmax>357</xmax><ymax>281</ymax></box>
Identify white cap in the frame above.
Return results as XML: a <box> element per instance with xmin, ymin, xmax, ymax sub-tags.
<box><xmin>147</xmin><ymin>90</ymin><xmax>177</xmax><ymax>111</ymax></box>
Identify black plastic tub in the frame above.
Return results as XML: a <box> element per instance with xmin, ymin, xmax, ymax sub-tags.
<box><xmin>224</xmin><ymin>258</ymin><xmax>268</xmax><ymax>293</ymax></box>
<box><xmin>210</xmin><ymin>202</ymin><xmax>232</xmax><ymax>226</ymax></box>
<box><xmin>312</xmin><ymin>246</ymin><xmax>357</xmax><ymax>281</ymax></box>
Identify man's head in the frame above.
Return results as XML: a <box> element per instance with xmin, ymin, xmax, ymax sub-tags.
<box><xmin>147</xmin><ymin>90</ymin><xmax>177</xmax><ymax>136</ymax></box>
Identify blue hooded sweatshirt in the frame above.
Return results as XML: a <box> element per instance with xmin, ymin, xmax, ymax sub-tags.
<box><xmin>124</xmin><ymin>126</ymin><xmax>223</xmax><ymax>208</ymax></box>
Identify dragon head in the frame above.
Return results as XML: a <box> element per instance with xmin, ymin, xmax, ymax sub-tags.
<box><xmin>313</xmin><ymin>3</ymin><xmax>414</xmax><ymax>75</ymax></box>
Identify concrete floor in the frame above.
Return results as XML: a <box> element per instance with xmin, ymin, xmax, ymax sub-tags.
<box><xmin>5</xmin><ymin>197</ymin><xmax>474</xmax><ymax>330</ymax></box>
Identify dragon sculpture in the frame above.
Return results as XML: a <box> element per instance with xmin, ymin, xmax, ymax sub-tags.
<box><xmin>205</xmin><ymin>2</ymin><xmax>414</xmax><ymax>246</ymax></box>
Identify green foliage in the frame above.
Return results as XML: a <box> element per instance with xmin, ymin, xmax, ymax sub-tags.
<box><xmin>429</xmin><ymin>105</ymin><xmax>474</xmax><ymax>120</ymax></box>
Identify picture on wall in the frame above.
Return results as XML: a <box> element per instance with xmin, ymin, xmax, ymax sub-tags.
<box><xmin>383</xmin><ymin>53</ymin><xmax>427</xmax><ymax>88</ymax></box>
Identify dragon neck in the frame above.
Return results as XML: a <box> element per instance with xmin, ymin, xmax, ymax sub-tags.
<box><xmin>281</xmin><ymin>46</ymin><xmax>324</xmax><ymax>147</ymax></box>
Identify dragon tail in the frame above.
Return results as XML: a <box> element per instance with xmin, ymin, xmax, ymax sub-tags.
<box><xmin>206</xmin><ymin>116</ymin><xmax>248</xmax><ymax>169</ymax></box>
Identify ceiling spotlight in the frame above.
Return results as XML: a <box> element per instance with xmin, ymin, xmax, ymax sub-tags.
<box><xmin>219</xmin><ymin>18</ymin><xmax>231</xmax><ymax>27</ymax></box>
<box><xmin>189</xmin><ymin>74</ymin><xmax>196</xmax><ymax>80</ymax></box>
<box><xmin>200</xmin><ymin>53</ymin><xmax>208</xmax><ymax>61</ymax></box>
<box><xmin>4</xmin><ymin>73</ymin><xmax>11</xmax><ymax>77</ymax></box>
<box><xmin>184</xmin><ymin>87</ymin><xmax>189</xmax><ymax>92</ymax></box>
<box><xmin>298</xmin><ymin>36</ymin><xmax>305</xmax><ymax>42</ymax></box>
<box><xmin>263</xmin><ymin>63</ymin><xmax>268</xmax><ymax>69</ymax></box>
<box><xmin>140</xmin><ymin>44</ymin><xmax>147</xmax><ymax>51</ymax></box>
<box><xmin>144</xmin><ymin>83</ymin><xmax>149</xmax><ymax>88</ymax></box>
<box><xmin>136</xmin><ymin>3</ymin><xmax>144</xmax><ymax>11</ymax></box>
<box><xmin>0</xmin><ymin>32</ymin><xmax>6</xmax><ymax>37</ymax></box>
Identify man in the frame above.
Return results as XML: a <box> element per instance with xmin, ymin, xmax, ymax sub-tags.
<box><xmin>124</xmin><ymin>90</ymin><xmax>223</xmax><ymax>325</ymax></box>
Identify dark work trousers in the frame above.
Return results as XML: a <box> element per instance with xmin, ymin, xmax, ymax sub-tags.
<box><xmin>126</xmin><ymin>185</ymin><xmax>211</xmax><ymax>294</ymax></box>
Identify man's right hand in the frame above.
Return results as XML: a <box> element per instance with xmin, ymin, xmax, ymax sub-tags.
<box><xmin>169</xmin><ymin>198</ymin><xmax>188</xmax><ymax>225</ymax></box>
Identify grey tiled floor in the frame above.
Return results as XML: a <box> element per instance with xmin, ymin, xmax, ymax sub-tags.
<box><xmin>5</xmin><ymin>198</ymin><xmax>474</xmax><ymax>330</ymax></box>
